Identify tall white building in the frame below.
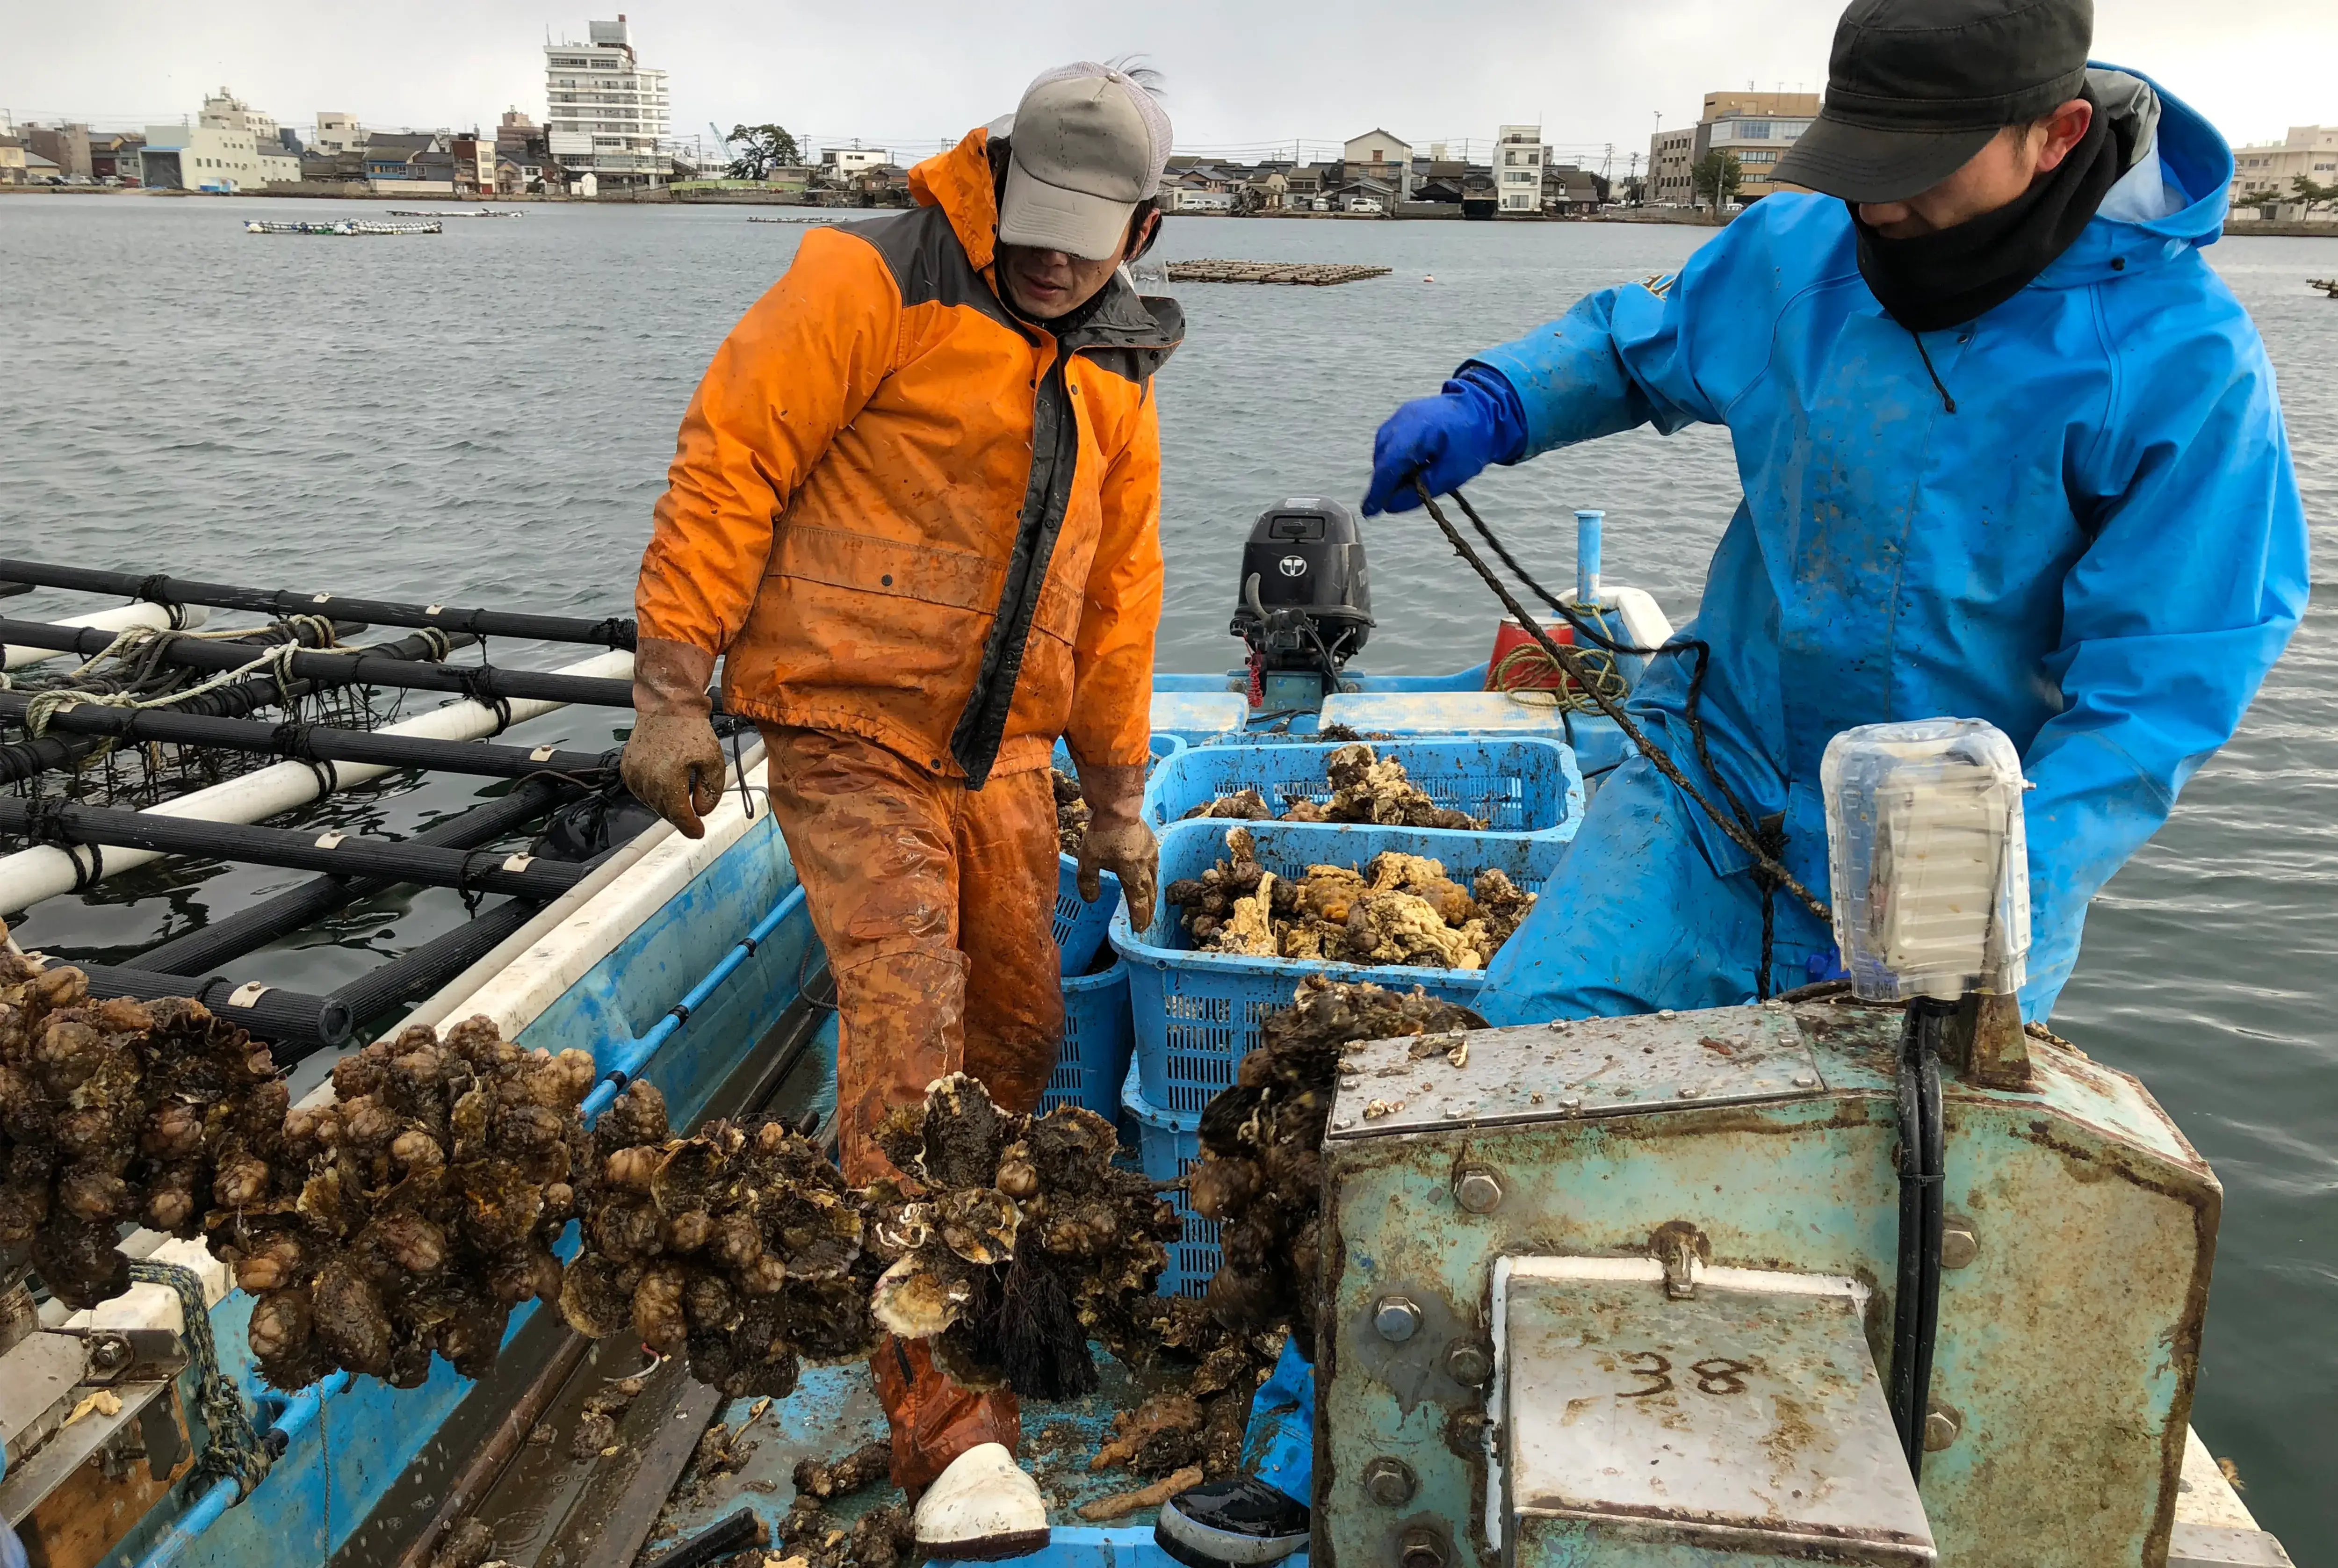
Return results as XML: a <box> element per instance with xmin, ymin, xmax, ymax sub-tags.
<box><xmin>1496</xmin><ymin>124</ymin><xmax>1548</xmax><ymax>213</ymax></box>
<box><xmin>545</xmin><ymin>15</ymin><xmax>671</xmax><ymax>187</ymax></box>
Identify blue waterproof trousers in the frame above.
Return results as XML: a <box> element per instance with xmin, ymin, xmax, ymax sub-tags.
<box><xmin>1238</xmin><ymin>754</ymin><xmax>1833</xmax><ymax>1503</ymax></box>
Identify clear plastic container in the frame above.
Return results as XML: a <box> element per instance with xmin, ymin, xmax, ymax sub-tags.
<box><xmin>1821</xmin><ymin>719</ymin><xmax>2030</xmax><ymax>1004</ymax></box>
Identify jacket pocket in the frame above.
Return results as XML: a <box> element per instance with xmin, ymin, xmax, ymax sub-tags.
<box><xmin>771</xmin><ymin>523</ymin><xmax>1005</xmax><ymax>613</ymax></box>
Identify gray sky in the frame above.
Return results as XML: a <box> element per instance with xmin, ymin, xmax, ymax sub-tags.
<box><xmin>6</xmin><ymin>0</ymin><xmax>2330</xmax><ymax>165</ymax></box>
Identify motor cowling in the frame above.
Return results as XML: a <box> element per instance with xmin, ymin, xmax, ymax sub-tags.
<box><xmin>1228</xmin><ymin>497</ymin><xmax>1373</xmax><ymax>678</ymax></box>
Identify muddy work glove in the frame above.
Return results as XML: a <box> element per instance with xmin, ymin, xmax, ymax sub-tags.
<box><xmin>1361</xmin><ymin>362</ymin><xmax>1531</xmax><ymax>516</ymax></box>
<box><xmin>621</xmin><ymin>636</ymin><xmax>727</xmax><ymax>840</ymax></box>
<box><xmin>1075</xmin><ymin>761</ymin><xmax>1158</xmax><ymax>932</ymax></box>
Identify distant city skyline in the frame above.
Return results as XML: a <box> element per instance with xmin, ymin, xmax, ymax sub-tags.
<box><xmin>5</xmin><ymin>0</ymin><xmax>2329</xmax><ymax>174</ymax></box>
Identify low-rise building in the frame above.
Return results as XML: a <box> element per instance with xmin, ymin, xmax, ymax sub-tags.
<box><xmin>1543</xmin><ymin>164</ymin><xmax>1609</xmax><ymax>213</ymax></box>
<box><xmin>1495</xmin><ymin>124</ymin><xmax>1546</xmax><ymax>213</ymax></box>
<box><xmin>90</xmin><ymin>132</ymin><xmax>145</xmax><ymax>183</ymax></box>
<box><xmin>139</xmin><ymin>122</ymin><xmax>275</xmax><ymax>191</ymax></box>
<box><xmin>0</xmin><ymin>137</ymin><xmax>27</xmax><ymax>186</ymax></box>
<box><xmin>447</xmin><ymin>135</ymin><xmax>493</xmax><ymax>194</ymax></box>
<box><xmin>1342</xmin><ymin>129</ymin><xmax>1414</xmax><ymax>199</ymax></box>
<box><xmin>2230</xmin><ymin>126</ymin><xmax>2338</xmax><ymax>209</ymax></box>
<box><xmin>22</xmin><ymin>148</ymin><xmax>61</xmax><ymax>184</ymax></box>
<box><xmin>821</xmin><ymin>146</ymin><xmax>892</xmax><ymax>178</ymax></box>
<box><xmin>1284</xmin><ymin>161</ymin><xmax>1338</xmax><ymax>199</ymax></box>
<box><xmin>24</xmin><ymin>122</ymin><xmax>93</xmax><ymax>180</ymax></box>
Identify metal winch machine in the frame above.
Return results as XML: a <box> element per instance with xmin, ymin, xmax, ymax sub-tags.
<box><xmin>1308</xmin><ymin>720</ymin><xmax>2272</xmax><ymax>1567</ymax></box>
<box><xmin>1315</xmin><ymin>995</ymin><xmax>2209</xmax><ymax>1567</ymax></box>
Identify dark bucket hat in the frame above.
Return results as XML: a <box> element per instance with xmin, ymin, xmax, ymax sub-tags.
<box><xmin>1774</xmin><ymin>0</ymin><xmax>2093</xmax><ymax>203</ymax></box>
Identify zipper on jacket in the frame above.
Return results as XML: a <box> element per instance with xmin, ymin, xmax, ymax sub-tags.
<box><xmin>947</xmin><ymin>341</ymin><xmax>1079</xmax><ymax>788</ymax></box>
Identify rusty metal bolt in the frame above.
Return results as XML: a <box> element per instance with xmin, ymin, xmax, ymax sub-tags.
<box><xmin>1924</xmin><ymin>1403</ymin><xmax>1963</xmax><ymax>1452</ymax></box>
<box><xmin>87</xmin><ymin>1336</ymin><xmax>129</xmax><ymax>1372</ymax></box>
<box><xmin>1398</xmin><ymin>1527</ymin><xmax>1446</xmax><ymax>1568</ymax></box>
<box><xmin>1444</xmin><ymin>1341</ymin><xmax>1492</xmax><ymax>1387</ymax></box>
<box><xmin>1453</xmin><ymin>1167</ymin><xmax>1504</xmax><ymax>1214</ymax></box>
<box><xmin>1374</xmin><ymin>1295</ymin><xmax>1423</xmax><ymax>1343</ymax></box>
<box><xmin>1363</xmin><ymin>1456</ymin><xmax>1417</xmax><ymax>1507</ymax></box>
<box><xmin>1939</xmin><ymin>1218</ymin><xmax>1980</xmax><ymax>1271</ymax></box>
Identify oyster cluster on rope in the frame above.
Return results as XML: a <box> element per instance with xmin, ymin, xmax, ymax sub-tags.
<box><xmin>866</xmin><ymin>1074</ymin><xmax>1182</xmax><ymax>1398</ymax></box>
<box><xmin>224</xmin><ymin>1018</ymin><xmax>596</xmax><ymax>1390</ymax></box>
<box><xmin>1165</xmin><ymin>826</ymin><xmax>1536</xmax><ymax>971</ymax></box>
<box><xmin>0</xmin><ymin>953</ymin><xmax>288</xmax><ymax>1309</ymax></box>
<box><xmin>556</xmin><ymin>1072</ymin><xmax>1181</xmax><ymax>1403</ymax></box>
<box><xmin>0</xmin><ymin>933</ymin><xmax>1192</xmax><ymax>1412</ymax></box>
<box><xmin>557</xmin><ymin>1078</ymin><xmax>882</xmax><ymax>1399</ymax></box>
<box><xmin>1177</xmin><ymin>744</ymin><xmax>1487</xmax><ymax>831</ymax></box>
<box><xmin>1194</xmin><ymin>978</ymin><xmax>1485</xmax><ymax>1358</ymax></box>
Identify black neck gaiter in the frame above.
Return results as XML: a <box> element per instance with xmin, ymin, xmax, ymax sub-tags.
<box><xmin>1851</xmin><ymin>95</ymin><xmax>2126</xmax><ymax>333</ymax></box>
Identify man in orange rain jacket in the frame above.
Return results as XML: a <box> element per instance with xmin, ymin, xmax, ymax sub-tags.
<box><xmin>621</xmin><ymin>63</ymin><xmax>1180</xmax><ymax>1559</ymax></box>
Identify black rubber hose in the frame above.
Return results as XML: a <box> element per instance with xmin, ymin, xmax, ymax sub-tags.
<box><xmin>0</xmin><ymin>693</ymin><xmax>619</xmax><ymax>781</ymax></box>
<box><xmin>641</xmin><ymin>1508</ymin><xmax>765</xmax><ymax>1568</ymax></box>
<box><xmin>0</xmin><ymin>797</ymin><xmax>589</xmax><ymax>900</ymax></box>
<box><xmin>0</xmin><ymin>559</ymin><xmax>637</xmax><ymax>649</ymax></box>
<box><xmin>136</xmin><ymin>779</ymin><xmax>567</xmax><ymax>975</ymax></box>
<box><xmin>1911</xmin><ymin>1010</ymin><xmax>1947</xmax><ymax>1474</ymax></box>
<box><xmin>75</xmin><ymin>964</ymin><xmax>353</xmax><ymax>1049</ymax></box>
<box><xmin>0</xmin><ymin>616</ymin><xmax>647</xmax><ymax>710</ymax></box>
<box><xmin>1889</xmin><ymin>999</ymin><xmax>1951</xmax><ymax>1477</ymax></box>
<box><xmin>327</xmin><ymin>895</ymin><xmax>549</xmax><ymax>1037</ymax></box>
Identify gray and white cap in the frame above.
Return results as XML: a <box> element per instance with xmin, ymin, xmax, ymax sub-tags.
<box><xmin>996</xmin><ymin>62</ymin><xmax>1172</xmax><ymax>261</ymax></box>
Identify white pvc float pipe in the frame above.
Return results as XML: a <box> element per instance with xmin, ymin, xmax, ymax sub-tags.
<box><xmin>0</xmin><ymin>649</ymin><xmax>632</xmax><ymax>913</ymax></box>
<box><xmin>2</xmin><ymin>601</ymin><xmax>211</xmax><ymax>671</ymax></box>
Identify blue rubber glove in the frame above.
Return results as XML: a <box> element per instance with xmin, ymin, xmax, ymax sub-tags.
<box><xmin>1361</xmin><ymin>363</ymin><xmax>1530</xmax><ymax>515</ymax></box>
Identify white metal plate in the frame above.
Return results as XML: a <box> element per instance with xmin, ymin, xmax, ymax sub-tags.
<box><xmin>1502</xmin><ymin>1262</ymin><xmax>1934</xmax><ymax>1563</ymax></box>
<box><xmin>1150</xmin><ymin>692</ymin><xmax>1248</xmax><ymax>739</ymax></box>
<box><xmin>1318</xmin><ymin>691</ymin><xmax>1563</xmax><ymax>734</ymax></box>
<box><xmin>1327</xmin><ymin>1005</ymin><xmax>1825</xmax><ymax>1139</ymax></box>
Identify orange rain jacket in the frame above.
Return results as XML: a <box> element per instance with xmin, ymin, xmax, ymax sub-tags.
<box><xmin>635</xmin><ymin>128</ymin><xmax>1183</xmax><ymax>787</ymax></box>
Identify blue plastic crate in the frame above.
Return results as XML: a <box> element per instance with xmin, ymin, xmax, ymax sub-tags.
<box><xmin>1042</xmin><ymin>960</ymin><xmax>1135</xmax><ymax>1118</ymax></box>
<box><xmin>1111</xmin><ymin>820</ymin><xmax>1570</xmax><ymax>1114</ymax></box>
<box><xmin>1141</xmin><ymin>737</ymin><xmax>1582</xmax><ymax>842</ymax></box>
<box><xmin>1051</xmin><ymin>734</ymin><xmax>1187</xmax><ymax>969</ymax></box>
<box><xmin>1122</xmin><ymin>1062</ymin><xmax>1216</xmax><ymax>1297</ymax></box>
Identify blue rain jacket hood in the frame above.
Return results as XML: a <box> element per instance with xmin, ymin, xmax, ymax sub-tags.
<box><xmin>1471</xmin><ymin>71</ymin><xmax>2306</xmax><ymax>1021</ymax></box>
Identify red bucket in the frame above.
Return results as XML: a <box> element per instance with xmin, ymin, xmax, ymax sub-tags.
<box><xmin>1486</xmin><ymin>619</ymin><xmax>1576</xmax><ymax>692</ymax></box>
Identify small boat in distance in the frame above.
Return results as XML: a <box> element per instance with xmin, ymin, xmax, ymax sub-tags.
<box><xmin>386</xmin><ymin>207</ymin><xmax>524</xmax><ymax>218</ymax></box>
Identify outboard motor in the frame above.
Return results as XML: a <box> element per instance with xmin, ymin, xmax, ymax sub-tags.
<box><xmin>1228</xmin><ymin>497</ymin><xmax>1374</xmax><ymax>712</ymax></box>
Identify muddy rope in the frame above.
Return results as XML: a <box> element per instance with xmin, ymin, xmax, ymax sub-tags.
<box><xmin>1413</xmin><ymin>481</ymin><xmax>1831</xmax><ymax>951</ymax></box>
<box><xmin>8</xmin><ymin>617</ymin><xmax>345</xmax><ymax>773</ymax></box>
<box><xmin>128</xmin><ymin>1257</ymin><xmax>275</xmax><ymax>1503</ymax></box>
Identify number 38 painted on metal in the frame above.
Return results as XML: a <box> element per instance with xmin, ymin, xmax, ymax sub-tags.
<box><xmin>1616</xmin><ymin>1352</ymin><xmax>1754</xmax><ymax>1398</ymax></box>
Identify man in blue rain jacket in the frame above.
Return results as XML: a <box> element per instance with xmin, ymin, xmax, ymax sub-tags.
<box><xmin>1155</xmin><ymin>0</ymin><xmax>2306</xmax><ymax>1559</ymax></box>
<box><xmin>1449</xmin><ymin>51</ymin><xmax>2306</xmax><ymax>1026</ymax></box>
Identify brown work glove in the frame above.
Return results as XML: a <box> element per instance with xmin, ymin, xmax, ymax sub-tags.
<box><xmin>1075</xmin><ymin>761</ymin><xmax>1157</xmax><ymax>932</ymax></box>
<box><xmin>621</xmin><ymin>636</ymin><xmax>725</xmax><ymax>840</ymax></box>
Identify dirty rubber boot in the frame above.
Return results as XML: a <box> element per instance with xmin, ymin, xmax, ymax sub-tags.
<box><xmin>911</xmin><ymin>1441</ymin><xmax>1051</xmax><ymax>1561</ymax></box>
<box><xmin>1155</xmin><ymin>1476</ymin><xmax>1310</xmax><ymax>1568</ymax></box>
